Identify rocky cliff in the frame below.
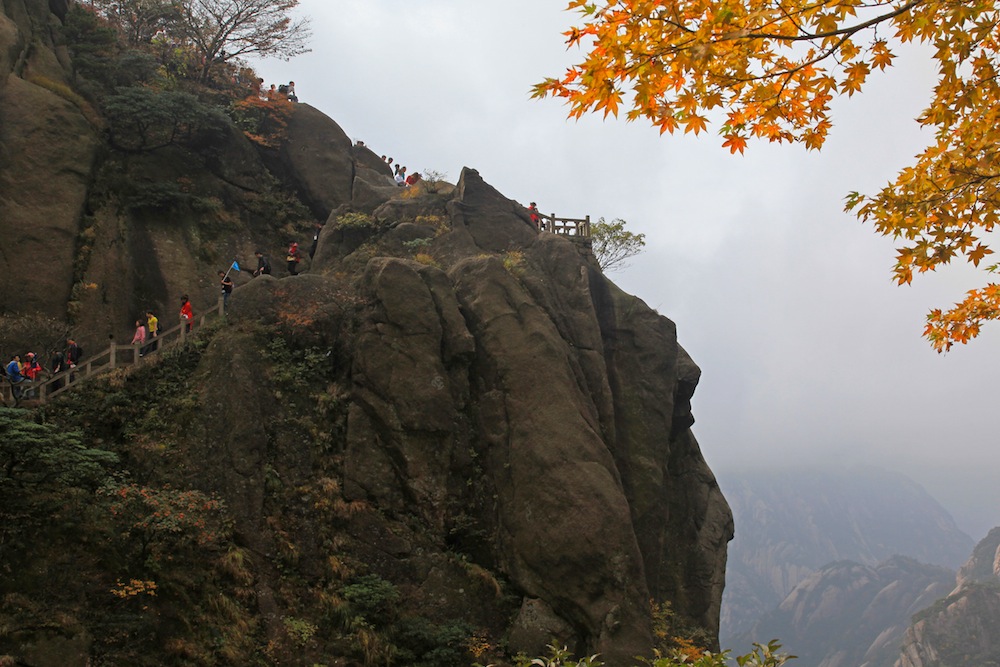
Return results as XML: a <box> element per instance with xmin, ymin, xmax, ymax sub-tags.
<box><xmin>895</xmin><ymin>528</ymin><xmax>1000</xmax><ymax>667</ymax></box>
<box><xmin>0</xmin><ymin>2</ymin><xmax>733</xmax><ymax>665</ymax></box>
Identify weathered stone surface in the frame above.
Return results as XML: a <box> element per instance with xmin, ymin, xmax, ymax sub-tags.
<box><xmin>220</xmin><ymin>163</ymin><xmax>733</xmax><ymax>663</ymax></box>
<box><xmin>0</xmin><ymin>6</ymin><xmax>733</xmax><ymax>660</ymax></box>
<box><xmin>508</xmin><ymin>598</ymin><xmax>577</xmax><ymax>657</ymax></box>
<box><xmin>0</xmin><ymin>75</ymin><xmax>96</xmax><ymax>319</ymax></box>
<box><xmin>893</xmin><ymin>527</ymin><xmax>1000</xmax><ymax>667</ymax></box>
<box><xmin>956</xmin><ymin>526</ymin><xmax>1000</xmax><ymax>587</ymax></box>
<box><xmin>276</xmin><ymin>103</ymin><xmax>355</xmax><ymax>220</ymax></box>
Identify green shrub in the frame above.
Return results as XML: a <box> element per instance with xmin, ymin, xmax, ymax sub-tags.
<box><xmin>341</xmin><ymin>574</ymin><xmax>399</xmax><ymax>625</ymax></box>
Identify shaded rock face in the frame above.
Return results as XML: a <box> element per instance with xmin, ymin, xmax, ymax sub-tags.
<box><xmin>738</xmin><ymin>556</ymin><xmax>955</xmax><ymax>667</ymax></box>
<box><xmin>0</xmin><ymin>2</ymin><xmax>97</xmax><ymax>320</ymax></box>
<box><xmin>894</xmin><ymin>528</ymin><xmax>1000</xmax><ymax>667</ymax></box>
<box><xmin>221</xmin><ymin>167</ymin><xmax>733</xmax><ymax>664</ymax></box>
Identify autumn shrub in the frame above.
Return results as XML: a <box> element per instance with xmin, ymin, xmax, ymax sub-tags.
<box><xmin>502</xmin><ymin>249</ymin><xmax>525</xmax><ymax>273</ymax></box>
<box><xmin>337</xmin><ymin>212</ymin><xmax>377</xmax><ymax>228</ymax></box>
<box><xmin>414</xmin><ymin>252</ymin><xmax>440</xmax><ymax>268</ymax></box>
<box><xmin>505</xmin><ymin>640</ymin><xmax>795</xmax><ymax>667</ymax></box>
<box><xmin>415</xmin><ymin>214</ymin><xmax>450</xmax><ymax>235</ymax></box>
<box><xmin>229</xmin><ymin>94</ymin><xmax>293</xmax><ymax>147</ymax></box>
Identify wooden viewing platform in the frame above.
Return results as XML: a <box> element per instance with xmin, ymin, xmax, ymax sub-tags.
<box><xmin>538</xmin><ymin>213</ymin><xmax>591</xmax><ymax>238</ymax></box>
<box><xmin>2</xmin><ymin>300</ymin><xmax>225</xmax><ymax>407</ymax></box>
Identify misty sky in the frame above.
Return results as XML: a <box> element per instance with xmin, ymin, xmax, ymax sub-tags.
<box><xmin>251</xmin><ymin>1</ymin><xmax>999</xmax><ymax>540</ymax></box>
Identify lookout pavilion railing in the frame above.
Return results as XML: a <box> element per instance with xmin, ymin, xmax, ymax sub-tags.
<box><xmin>538</xmin><ymin>213</ymin><xmax>591</xmax><ymax>238</ymax></box>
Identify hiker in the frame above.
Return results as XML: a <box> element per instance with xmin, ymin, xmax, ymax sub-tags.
<box><xmin>50</xmin><ymin>350</ymin><xmax>66</xmax><ymax>391</ymax></box>
<box><xmin>405</xmin><ymin>172</ymin><xmax>421</xmax><ymax>186</ymax></box>
<box><xmin>180</xmin><ymin>295</ymin><xmax>194</xmax><ymax>332</ymax></box>
<box><xmin>310</xmin><ymin>222</ymin><xmax>323</xmax><ymax>259</ymax></box>
<box><xmin>219</xmin><ymin>271</ymin><xmax>234</xmax><ymax>309</ymax></box>
<box><xmin>286</xmin><ymin>81</ymin><xmax>297</xmax><ymax>102</ymax></box>
<box><xmin>253</xmin><ymin>250</ymin><xmax>272</xmax><ymax>277</ymax></box>
<box><xmin>5</xmin><ymin>354</ymin><xmax>25</xmax><ymax>399</ymax></box>
<box><xmin>131</xmin><ymin>319</ymin><xmax>147</xmax><ymax>357</ymax></box>
<box><xmin>146</xmin><ymin>311</ymin><xmax>159</xmax><ymax>353</ymax></box>
<box><xmin>21</xmin><ymin>352</ymin><xmax>44</xmax><ymax>382</ymax></box>
<box><xmin>66</xmin><ymin>339</ymin><xmax>82</xmax><ymax>368</ymax></box>
<box><xmin>395</xmin><ymin>166</ymin><xmax>406</xmax><ymax>186</ymax></box>
<box><xmin>528</xmin><ymin>202</ymin><xmax>540</xmax><ymax>230</ymax></box>
<box><xmin>286</xmin><ymin>242</ymin><xmax>302</xmax><ymax>275</ymax></box>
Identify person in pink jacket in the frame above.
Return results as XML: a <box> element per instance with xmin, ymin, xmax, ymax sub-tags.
<box><xmin>131</xmin><ymin>319</ymin><xmax>147</xmax><ymax>356</ymax></box>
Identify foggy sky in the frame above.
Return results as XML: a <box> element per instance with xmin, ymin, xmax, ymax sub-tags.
<box><xmin>251</xmin><ymin>1</ymin><xmax>1000</xmax><ymax>540</ymax></box>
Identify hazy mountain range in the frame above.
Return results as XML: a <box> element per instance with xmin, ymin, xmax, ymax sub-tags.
<box><xmin>718</xmin><ymin>466</ymin><xmax>974</xmax><ymax>646</ymax></box>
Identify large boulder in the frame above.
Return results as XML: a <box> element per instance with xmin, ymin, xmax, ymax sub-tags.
<box><xmin>276</xmin><ymin>103</ymin><xmax>355</xmax><ymax>220</ymax></box>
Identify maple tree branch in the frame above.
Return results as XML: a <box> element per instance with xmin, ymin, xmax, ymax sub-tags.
<box><xmin>740</xmin><ymin>0</ymin><xmax>928</xmax><ymax>42</ymax></box>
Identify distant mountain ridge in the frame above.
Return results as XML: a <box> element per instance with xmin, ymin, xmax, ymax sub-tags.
<box><xmin>895</xmin><ymin>527</ymin><xmax>1000</xmax><ymax>667</ymax></box>
<box><xmin>738</xmin><ymin>556</ymin><xmax>955</xmax><ymax>667</ymax></box>
<box><xmin>719</xmin><ymin>466</ymin><xmax>973</xmax><ymax>643</ymax></box>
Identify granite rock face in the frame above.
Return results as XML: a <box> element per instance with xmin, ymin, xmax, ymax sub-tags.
<box><xmin>0</xmin><ymin>2</ymin><xmax>734</xmax><ymax>663</ymax></box>
<box><xmin>0</xmin><ymin>1</ymin><xmax>97</xmax><ymax>320</ymax></box>
<box><xmin>223</xmin><ymin>167</ymin><xmax>734</xmax><ymax>664</ymax></box>
<box><xmin>894</xmin><ymin>528</ymin><xmax>1000</xmax><ymax>667</ymax></box>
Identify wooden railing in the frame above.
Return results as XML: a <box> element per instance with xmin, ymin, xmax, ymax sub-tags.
<box><xmin>538</xmin><ymin>213</ymin><xmax>591</xmax><ymax>238</ymax></box>
<box><xmin>1</xmin><ymin>300</ymin><xmax>224</xmax><ymax>406</ymax></box>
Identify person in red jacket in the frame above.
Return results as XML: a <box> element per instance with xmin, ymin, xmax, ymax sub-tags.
<box><xmin>286</xmin><ymin>242</ymin><xmax>302</xmax><ymax>275</ymax></box>
<box><xmin>180</xmin><ymin>295</ymin><xmax>194</xmax><ymax>332</ymax></box>
<box><xmin>21</xmin><ymin>352</ymin><xmax>44</xmax><ymax>381</ymax></box>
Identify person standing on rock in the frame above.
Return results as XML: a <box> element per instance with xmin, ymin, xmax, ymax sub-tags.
<box><xmin>309</xmin><ymin>222</ymin><xmax>323</xmax><ymax>259</ymax></box>
<box><xmin>180</xmin><ymin>295</ymin><xmax>194</xmax><ymax>332</ymax></box>
<box><xmin>219</xmin><ymin>271</ymin><xmax>234</xmax><ymax>309</ymax></box>
<box><xmin>528</xmin><ymin>202</ymin><xmax>541</xmax><ymax>230</ymax></box>
<box><xmin>253</xmin><ymin>250</ymin><xmax>272</xmax><ymax>277</ymax></box>
<box><xmin>286</xmin><ymin>242</ymin><xmax>302</xmax><ymax>275</ymax></box>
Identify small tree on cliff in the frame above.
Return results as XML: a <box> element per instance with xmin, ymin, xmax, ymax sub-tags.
<box><xmin>86</xmin><ymin>0</ymin><xmax>183</xmax><ymax>46</ymax></box>
<box><xmin>173</xmin><ymin>0</ymin><xmax>311</xmax><ymax>81</ymax></box>
<box><xmin>592</xmin><ymin>217</ymin><xmax>646</xmax><ymax>272</ymax></box>
<box><xmin>534</xmin><ymin>0</ymin><xmax>1000</xmax><ymax>351</ymax></box>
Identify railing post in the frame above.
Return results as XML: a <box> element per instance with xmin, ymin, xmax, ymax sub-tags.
<box><xmin>109</xmin><ymin>343</ymin><xmax>117</xmax><ymax>369</ymax></box>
